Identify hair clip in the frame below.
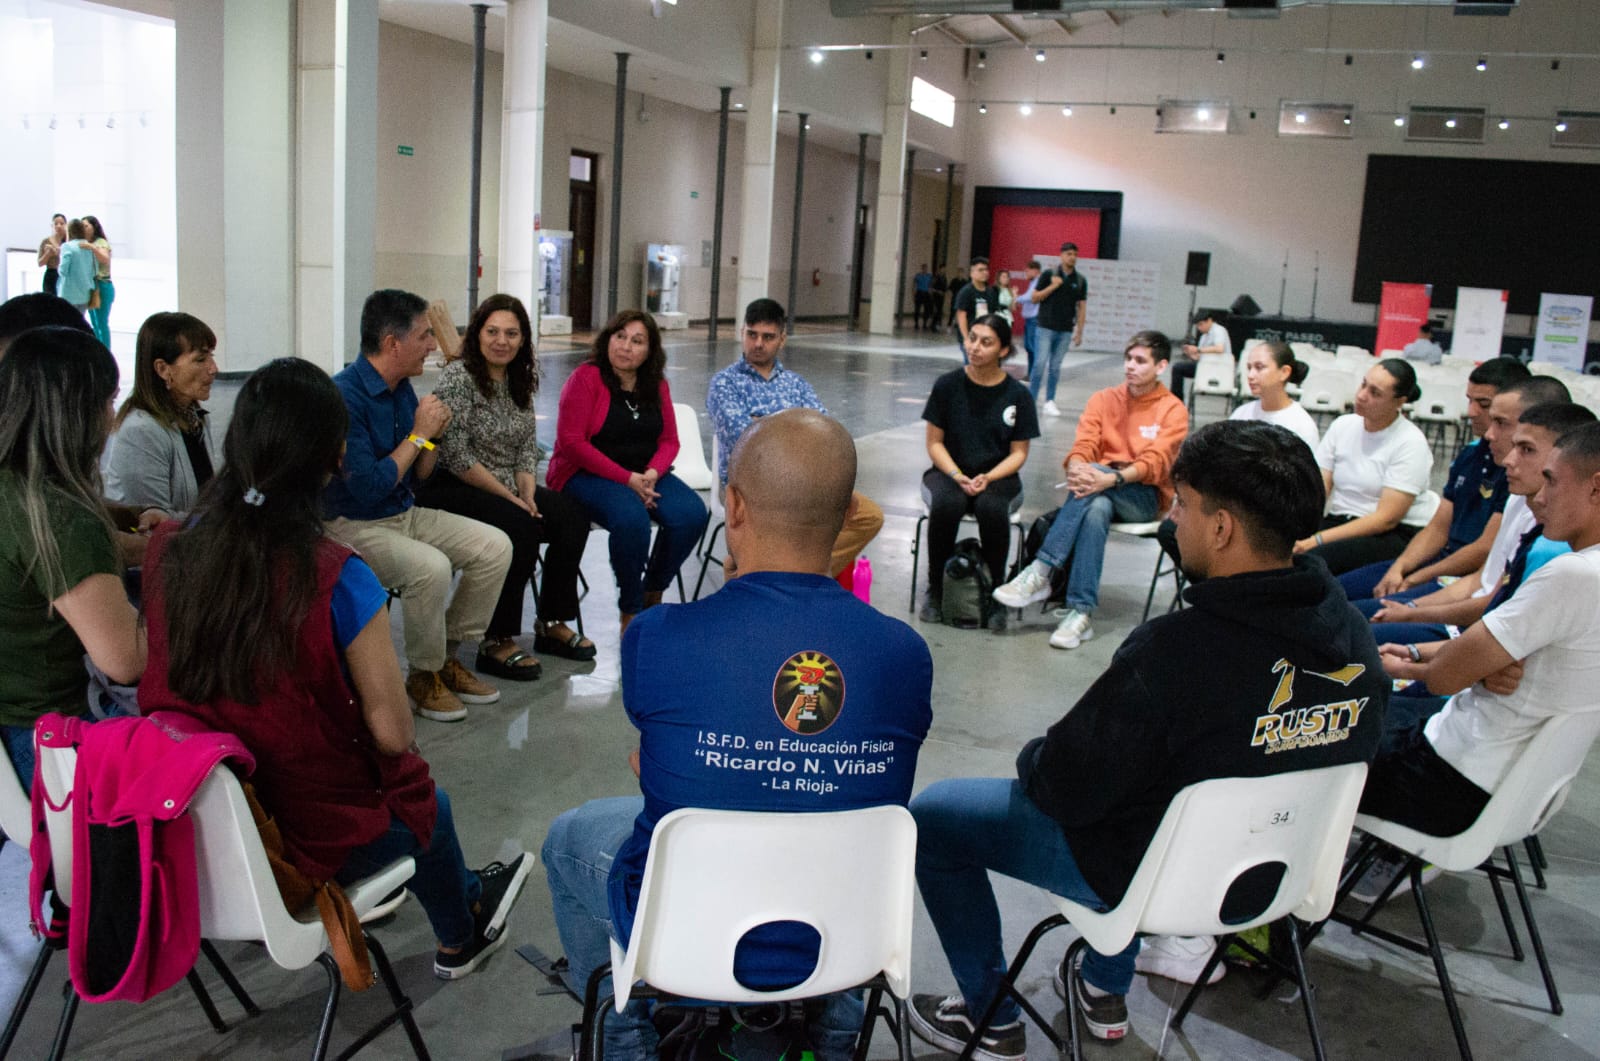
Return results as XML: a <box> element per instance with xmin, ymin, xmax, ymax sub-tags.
<box><xmin>242</xmin><ymin>487</ymin><xmax>266</xmax><ymax>507</ymax></box>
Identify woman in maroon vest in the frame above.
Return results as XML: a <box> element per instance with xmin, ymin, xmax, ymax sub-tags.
<box><xmin>139</xmin><ymin>357</ymin><xmax>531</xmax><ymax>980</ymax></box>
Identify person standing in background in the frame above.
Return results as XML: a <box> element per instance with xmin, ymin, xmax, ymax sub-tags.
<box><xmin>82</xmin><ymin>215</ymin><xmax>114</xmax><ymax>348</ymax></box>
<box><xmin>38</xmin><ymin>214</ymin><xmax>66</xmax><ymax>296</ymax></box>
<box><xmin>913</xmin><ymin>265</ymin><xmax>933</xmax><ymax>331</ymax></box>
<box><xmin>1017</xmin><ymin>261</ymin><xmax>1042</xmax><ymax>383</ymax></box>
<box><xmin>930</xmin><ymin>269</ymin><xmax>949</xmax><ymax>334</ymax></box>
<box><xmin>1028</xmin><ymin>242</ymin><xmax>1089</xmax><ymax>417</ymax></box>
<box><xmin>56</xmin><ymin>221</ymin><xmax>97</xmax><ymax>316</ymax></box>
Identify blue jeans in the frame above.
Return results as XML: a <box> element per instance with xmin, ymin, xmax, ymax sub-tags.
<box><xmin>542</xmin><ymin>797</ymin><xmax>863</xmax><ymax>1061</ymax></box>
<box><xmin>89</xmin><ymin>278</ymin><xmax>114</xmax><ymax>347</ymax></box>
<box><xmin>1</xmin><ymin>724</ymin><xmax>37</xmax><ymax>791</ymax></box>
<box><xmin>337</xmin><ymin>788</ymin><xmax>480</xmax><ymax>949</ymax></box>
<box><xmin>1348</xmin><ymin>583</ymin><xmax>1443</xmax><ymax>617</ymax></box>
<box><xmin>1022</xmin><ymin>319</ymin><xmax>1039</xmax><ymax>379</ymax></box>
<box><xmin>561</xmin><ymin>472</ymin><xmax>708</xmax><ymax>614</ymax></box>
<box><xmin>1339</xmin><ymin>557</ymin><xmax>1444</xmax><ymax>605</ymax></box>
<box><xmin>1028</xmin><ymin>326</ymin><xmax>1072</xmax><ymax>402</ymax></box>
<box><xmin>912</xmin><ymin>778</ymin><xmax>1139</xmax><ymax>1025</ymax></box>
<box><xmin>1369</xmin><ymin>620</ymin><xmax>1451</xmax><ymax>646</ymax></box>
<box><xmin>1035</xmin><ymin>473</ymin><xmax>1160</xmax><ymax>614</ymax></box>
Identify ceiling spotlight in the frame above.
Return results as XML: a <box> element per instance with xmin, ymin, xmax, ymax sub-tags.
<box><xmin>1394</xmin><ymin>115</ymin><xmax>1405</xmax><ymax>127</ymax></box>
<box><xmin>1444</xmin><ymin>118</ymin><xmax>1457</xmax><ymax>128</ymax></box>
<box><xmin>934</xmin><ymin>167</ymin><xmax>942</xmax><ymax>173</ymax></box>
<box><xmin>919</xmin><ymin>49</ymin><xmax>928</xmax><ymax>60</ymax></box>
<box><xmin>1411</xmin><ymin>55</ymin><xmax>1424</xmax><ymax>70</ymax></box>
<box><xmin>976</xmin><ymin>50</ymin><xmax>986</xmax><ymax>69</ymax></box>
<box><xmin>106</xmin><ymin>115</ymin><xmax>115</xmax><ymax>129</ymax></box>
<box><xmin>1294</xmin><ymin>111</ymin><xmax>1307</xmax><ymax>124</ymax></box>
<box><xmin>1556</xmin><ymin>120</ymin><xmax>1568</xmax><ymax>132</ymax></box>
<box><xmin>864</xmin><ymin>50</ymin><xmax>873</xmax><ymax>60</ymax></box>
<box><xmin>1109</xmin><ymin>106</ymin><xmax>1116</xmax><ymax>115</ymax></box>
<box><xmin>1217</xmin><ymin>52</ymin><xmax>1225</xmax><ymax>63</ymax></box>
<box><xmin>809</xmin><ymin>49</ymin><xmax>823</xmax><ymax>64</ymax></box>
<box><xmin>48</xmin><ymin>116</ymin><xmax>57</xmax><ymax>130</ymax></box>
<box><xmin>804</xmin><ymin>122</ymin><xmax>811</xmax><ymax>130</ymax></box>
<box><xmin>733</xmin><ymin>102</ymin><xmax>745</xmax><ymax>109</ymax></box>
<box><xmin>1551</xmin><ymin>59</ymin><xmax>1560</xmax><ymax>71</ymax></box>
<box><xmin>1344</xmin><ymin>54</ymin><xmax>1353</xmax><ymax>66</ymax></box>
<box><xmin>1197</xmin><ymin>107</ymin><xmax>1210</xmax><ymax>121</ymax></box>
<box><xmin>1019</xmin><ymin>103</ymin><xmax>1032</xmax><ymax>116</ymax></box>
<box><xmin>1498</xmin><ymin>119</ymin><xmax>1510</xmax><ymax>130</ymax></box>
<box><xmin>1249</xmin><ymin>109</ymin><xmax>1257</xmax><ymax>119</ymax></box>
<box><xmin>978</xmin><ymin>102</ymin><xmax>988</xmax><ymax>114</ymax></box>
<box><xmin>21</xmin><ymin>117</ymin><xmax>28</xmax><ymax>130</ymax></box>
<box><xmin>139</xmin><ymin>112</ymin><xmax>149</xmax><ymax>127</ymax></box>
<box><xmin>1475</xmin><ymin>57</ymin><xmax>1487</xmax><ymax>72</ymax></box>
<box><xmin>1342</xmin><ymin>116</ymin><xmax>1352</xmax><ymax>125</ymax></box>
<box><xmin>77</xmin><ymin>115</ymin><xmax>85</xmax><ymax>129</ymax></box>
<box><xmin>1061</xmin><ymin>106</ymin><xmax>1073</xmax><ymax>117</ymax></box>
<box><xmin>1035</xmin><ymin>49</ymin><xmax>1046</xmax><ymax>63</ymax></box>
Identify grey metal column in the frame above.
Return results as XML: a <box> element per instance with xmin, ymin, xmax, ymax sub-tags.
<box><xmin>785</xmin><ymin>112</ymin><xmax>807</xmax><ymax>333</ymax></box>
<box><xmin>940</xmin><ymin>163</ymin><xmax>956</xmax><ymax>270</ymax></box>
<box><xmin>849</xmin><ymin>132</ymin><xmax>867</xmax><ymax>329</ymax></box>
<box><xmin>467</xmin><ymin>3</ymin><xmax>487</xmax><ymax>314</ymax></box>
<box><xmin>607</xmin><ymin>52</ymin><xmax>629</xmax><ymax>318</ymax></box>
<box><xmin>708</xmin><ymin>86</ymin><xmax>731</xmax><ymax>341</ymax></box>
<box><xmin>895</xmin><ymin>148</ymin><xmax>915</xmax><ymax>329</ymax></box>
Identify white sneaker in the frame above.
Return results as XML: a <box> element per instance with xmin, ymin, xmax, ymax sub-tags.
<box><xmin>1043</xmin><ymin>400</ymin><xmax>1062</xmax><ymax>417</ymax></box>
<box><xmin>1136</xmin><ymin>935</ymin><xmax>1225</xmax><ymax>985</ymax></box>
<box><xmin>1049</xmin><ymin>608</ymin><xmax>1094</xmax><ymax>649</ymax></box>
<box><xmin>993</xmin><ymin>562</ymin><xmax>1054</xmax><ymax>608</ymax></box>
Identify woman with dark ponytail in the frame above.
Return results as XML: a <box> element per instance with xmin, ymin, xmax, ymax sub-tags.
<box><xmin>139</xmin><ymin>358</ymin><xmax>531</xmax><ymax>981</ymax></box>
<box><xmin>1230</xmin><ymin>340</ymin><xmax>1320</xmax><ymax>450</ymax></box>
<box><xmin>1295</xmin><ymin>357</ymin><xmax>1435</xmax><ymax>574</ymax></box>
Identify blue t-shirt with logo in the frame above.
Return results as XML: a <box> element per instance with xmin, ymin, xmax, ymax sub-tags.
<box><xmin>611</xmin><ymin>572</ymin><xmax>933</xmax><ymax>988</ymax></box>
<box><xmin>1441</xmin><ymin>438</ymin><xmax>1508</xmax><ymax>554</ymax></box>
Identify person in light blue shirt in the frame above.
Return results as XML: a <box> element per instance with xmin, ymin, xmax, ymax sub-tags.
<box><xmin>706</xmin><ymin>298</ymin><xmax>882</xmax><ymax>577</ymax></box>
<box><xmin>1016</xmin><ymin>261</ymin><xmax>1041</xmax><ymax>379</ymax></box>
<box><xmin>55</xmin><ymin>220</ymin><xmax>97</xmax><ymax>313</ymax></box>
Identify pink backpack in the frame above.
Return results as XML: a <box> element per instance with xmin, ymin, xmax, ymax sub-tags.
<box><xmin>28</xmin><ymin>712</ymin><xmax>254</xmax><ymax>1004</ymax></box>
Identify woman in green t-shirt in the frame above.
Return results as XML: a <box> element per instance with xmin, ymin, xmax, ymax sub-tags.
<box><xmin>0</xmin><ymin>327</ymin><xmax>145</xmax><ymax>787</ymax></box>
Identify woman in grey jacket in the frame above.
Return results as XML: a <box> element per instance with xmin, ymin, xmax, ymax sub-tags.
<box><xmin>103</xmin><ymin>312</ymin><xmax>220</xmax><ymax>516</ymax></box>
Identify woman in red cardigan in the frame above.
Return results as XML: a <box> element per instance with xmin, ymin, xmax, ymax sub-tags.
<box><xmin>547</xmin><ymin>310</ymin><xmax>708</xmax><ymax>631</ymax></box>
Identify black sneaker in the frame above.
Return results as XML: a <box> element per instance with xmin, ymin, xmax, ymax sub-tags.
<box><xmin>1052</xmin><ymin>953</ymin><xmax>1129</xmax><ymax>1042</ymax></box>
<box><xmin>907</xmin><ymin>993</ymin><xmax>1025</xmax><ymax>1061</ymax></box>
<box><xmin>434</xmin><ymin>853</ymin><xmax>533</xmax><ymax>981</ymax></box>
<box><xmin>918</xmin><ymin>596</ymin><xmax>943</xmax><ymax>624</ymax></box>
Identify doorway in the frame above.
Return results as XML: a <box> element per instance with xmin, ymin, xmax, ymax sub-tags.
<box><xmin>568</xmin><ymin>151</ymin><xmax>598</xmax><ymax>330</ymax></box>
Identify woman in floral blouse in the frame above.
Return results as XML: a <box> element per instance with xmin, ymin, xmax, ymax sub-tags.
<box><xmin>416</xmin><ymin>294</ymin><xmax>595</xmax><ymax>672</ymax></box>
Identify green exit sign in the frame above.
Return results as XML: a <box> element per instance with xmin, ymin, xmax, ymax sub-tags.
<box><xmin>397</xmin><ymin>145</ymin><xmax>414</xmax><ymax>157</ymax></box>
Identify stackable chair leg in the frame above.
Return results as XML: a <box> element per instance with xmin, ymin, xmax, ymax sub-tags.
<box><xmin>1525</xmin><ymin>836</ymin><xmax>1549</xmax><ymax>889</ymax></box>
<box><xmin>1283</xmin><ymin>920</ymin><xmax>1330</xmax><ymax>1061</ymax></box>
<box><xmin>1485</xmin><ymin>860</ymin><xmax>1525</xmax><ymax>961</ymax></box>
<box><xmin>45</xmin><ymin>984</ymin><xmax>78</xmax><ymax>1061</ymax></box>
<box><xmin>312</xmin><ymin>953</ymin><xmax>344</xmax><ymax>1061</ymax></box>
<box><xmin>693</xmin><ymin>522</ymin><xmax>726</xmax><ymax>600</ymax></box>
<box><xmin>0</xmin><ymin>944</ymin><xmax>53</xmax><ymax>1059</ymax></box>
<box><xmin>908</xmin><ymin>516</ymin><xmax>927</xmax><ymax>613</ymax></box>
<box><xmin>1407</xmin><ymin>865</ymin><xmax>1475</xmax><ymax>1061</ymax></box>
<box><xmin>1173</xmin><ymin>920</ymin><xmax>1327</xmax><ymax>1061</ymax></box>
<box><xmin>1501</xmin><ymin>845</ymin><xmax>1562</xmax><ymax>1015</ymax></box>
<box><xmin>184</xmin><ymin>968</ymin><xmax>230</xmax><ymax>1033</ymax></box>
<box><xmin>333</xmin><ymin>934</ymin><xmax>432</xmax><ymax>1061</ymax></box>
<box><xmin>955</xmin><ymin>914</ymin><xmax>1073</xmax><ymax>1061</ymax></box>
<box><xmin>200</xmin><ymin>939</ymin><xmax>261</xmax><ymax>1016</ymax></box>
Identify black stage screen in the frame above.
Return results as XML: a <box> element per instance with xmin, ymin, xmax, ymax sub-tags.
<box><xmin>1352</xmin><ymin>154</ymin><xmax>1600</xmax><ymax>316</ymax></box>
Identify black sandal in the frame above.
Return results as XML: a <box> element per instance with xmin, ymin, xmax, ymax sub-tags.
<box><xmin>533</xmin><ymin>626</ymin><xmax>598</xmax><ymax>662</ymax></box>
<box><xmin>474</xmin><ymin>642</ymin><xmax>542</xmax><ymax>681</ymax></box>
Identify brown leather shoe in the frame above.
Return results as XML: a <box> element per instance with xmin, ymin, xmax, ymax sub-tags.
<box><xmin>441</xmin><ymin>657</ymin><xmax>501</xmax><ymax>704</ymax></box>
<box><xmin>406</xmin><ymin>670</ymin><xmax>467</xmax><ymax>723</ymax></box>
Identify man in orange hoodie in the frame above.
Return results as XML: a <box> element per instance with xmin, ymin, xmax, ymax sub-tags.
<box><xmin>993</xmin><ymin>331</ymin><xmax>1188</xmax><ymax>649</ymax></box>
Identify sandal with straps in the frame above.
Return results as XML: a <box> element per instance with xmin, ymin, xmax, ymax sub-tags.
<box><xmin>474</xmin><ymin>639</ymin><xmax>542</xmax><ymax>681</ymax></box>
<box><xmin>533</xmin><ymin>625</ymin><xmax>598</xmax><ymax>662</ymax></box>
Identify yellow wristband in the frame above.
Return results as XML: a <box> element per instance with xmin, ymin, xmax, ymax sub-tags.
<box><xmin>407</xmin><ymin>434</ymin><xmax>435</xmax><ymax>451</ymax></box>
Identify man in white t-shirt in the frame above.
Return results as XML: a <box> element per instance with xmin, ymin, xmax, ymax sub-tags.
<box><xmin>1169</xmin><ymin>311</ymin><xmax>1232</xmax><ymax>405</ymax></box>
<box><xmin>1359</xmin><ymin>419</ymin><xmax>1600</xmax><ymax>841</ymax></box>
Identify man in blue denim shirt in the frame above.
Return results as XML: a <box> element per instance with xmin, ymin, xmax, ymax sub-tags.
<box><xmin>705</xmin><ymin>298</ymin><xmax>882</xmax><ymax>579</ymax></box>
<box><xmin>325</xmin><ymin>289</ymin><xmax>512</xmax><ymax>723</ymax></box>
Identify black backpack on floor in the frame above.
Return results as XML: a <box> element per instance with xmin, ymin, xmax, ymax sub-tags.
<box><xmin>941</xmin><ymin>538</ymin><xmax>994</xmax><ymax>628</ymax></box>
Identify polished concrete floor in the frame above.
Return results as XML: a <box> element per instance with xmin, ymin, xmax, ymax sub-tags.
<box><xmin>4</xmin><ymin>326</ymin><xmax>1598</xmax><ymax>1059</ymax></box>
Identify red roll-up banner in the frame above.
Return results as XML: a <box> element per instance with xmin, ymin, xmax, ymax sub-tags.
<box><xmin>1376</xmin><ymin>282</ymin><xmax>1433</xmax><ymax>357</ymax></box>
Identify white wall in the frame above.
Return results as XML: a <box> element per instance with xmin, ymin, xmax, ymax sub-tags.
<box><xmin>956</xmin><ymin>2</ymin><xmax>1600</xmax><ymax>338</ymax></box>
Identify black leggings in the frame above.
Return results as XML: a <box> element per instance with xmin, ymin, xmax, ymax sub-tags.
<box><xmin>1307</xmin><ymin>515</ymin><xmax>1419</xmax><ymax>576</ymax></box>
<box><xmin>415</xmin><ymin>471</ymin><xmax>589</xmax><ymax>637</ymax></box>
<box><xmin>923</xmin><ymin>469</ymin><xmax>1020</xmax><ymax>597</ymax></box>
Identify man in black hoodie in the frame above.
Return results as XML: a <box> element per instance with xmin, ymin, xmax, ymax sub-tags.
<box><xmin>907</xmin><ymin>421</ymin><xmax>1388</xmax><ymax>1059</ymax></box>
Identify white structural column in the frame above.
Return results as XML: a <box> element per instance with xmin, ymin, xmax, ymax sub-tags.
<box><xmin>175</xmin><ymin>0</ymin><xmax>297</xmax><ymax>372</ymax></box>
<box><xmin>868</xmin><ymin>16</ymin><xmax>913</xmax><ymax>336</ymax></box>
<box><xmin>735</xmin><ymin>0</ymin><xmax>783</xmax><ymax>315</ymax></box>
<box><xmin>498</xmin><ymin>0</ymin><xmax>548</xmax><ymax>318</ymax></box>
<box><xmin>297</xmin><ymin>0</ymin><xmax>378</xmax><ymax>371</ymax></box>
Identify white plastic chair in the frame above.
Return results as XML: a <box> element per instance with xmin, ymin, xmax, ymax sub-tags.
<box><xmin>1411</xmin><ymin>377</ymin><xmax>1469</xmax><ymax>453</ymax></box>
<box><xmin>1298</xmin><ymin>367</ymin><xmax>1357</xmax><ymax>424</ymax></box>
<box><xmin>1334</xmin><ymin>712</ymin><xmax>1600</xmax><ymax>1061</ymax></box>
<box><xmin>0</xmin><ymin>751</ymin><xmax>49</xmax><ymax>1058</ymax></box>
<box><xmin>1335</xmin><ymin>345</ymin><xmax>1370</xmax><ymax>359</ymax></box>
<box><xmin>579</xmin><ymin>805</ymin><xmax>917</xmax><ymax>1061</ymax></box>
<box><xmin>1335</xmin><ymin>348</ymin><xmax>1374</xmax><ymax>374</ymax></box>
<box><xmin>958</xmin><ymin>763</ymin><xmax>1367</xmax><ymax>1061</ymax></box>
<box><xmin>692</xmin><ymin>436</ymin><xmax>730</xmax><ymax>600</ymax></box>
<box><xmin>1190</xmin><ymin>355</ymin><xmax>1237</xmax><ymax>417</ymax></box>
<box><xmin>37</xmin><ymin>745</ymin><xmax>426</xmax><ymax>1061</ymax></box>
<box><xmin>671</xmin><ymin>402</ymin><xmax>714</xmax><ymax>491</ymax></box>
<box><xmin>908</xmin><ymin>484</ymin><xmax>1024</xmax><ymax>613</ymax></box>
<box><xmin>1108</xmin><ymin>521</ymin><xmax>1185</xmax><ymax>623</ymax></box>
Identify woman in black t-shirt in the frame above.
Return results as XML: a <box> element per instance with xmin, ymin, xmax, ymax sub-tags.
<box><xmin>920</xmin><ymin>314</ymin><xmax>1040</xmax><ymax>623</ymax></box>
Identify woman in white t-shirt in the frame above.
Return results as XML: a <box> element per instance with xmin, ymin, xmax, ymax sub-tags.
<box><xmin>1230</xmin><ymin>340</ymin><xmax>1320</xmax><ymax>451</ymax></box>
<box><xmin>1295</xmin><ymin>358</ymin><xmax>1435</xmax><ymax>574</ymax></box>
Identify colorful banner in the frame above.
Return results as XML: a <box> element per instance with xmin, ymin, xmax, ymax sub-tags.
<box><xmin>1453</xmin><ymin>287</ymin><xmax>1510</xmax><ymax>363</ymax></box>
<box><xmin>1376</xmin><ymin>282</ymin><xmax>1433</xmax><ymax>356</ymax></box>
<box><xmin>1532</xmin><ymin>293</ymin><xmax>1593</xmax><ymax>372</ymax></box>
